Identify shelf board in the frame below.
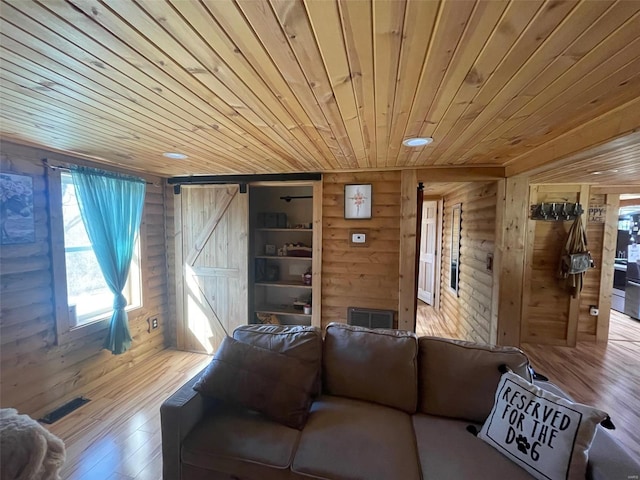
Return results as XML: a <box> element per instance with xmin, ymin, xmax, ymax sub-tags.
<box><xmin>255</xmin><ymin>305</ymin><xmax>311</xmax><ymax>317</ymax></box>
<box><xmin>255</xmin><ymin>255</ymin><xmax>312</xmax><ymax>260</ymax></box>
<box><xmin>256</xmin><ymin>228</ymin><xmax>312</xmax><ymax>232</ymax></box>
<box><xmin>255</xmin><ymin>280</ymin><xmax>312</xmax><ymax>289</ymax></box>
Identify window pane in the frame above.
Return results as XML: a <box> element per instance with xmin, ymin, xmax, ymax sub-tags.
<box><xmin>61</xmin><ymin>172</ymin><xmax>142</xmax><ymax>324</ymax></box>
<box><xmin>65</xmin><ymin>248</ymin><xmax>111</xmax><ymax>318</ymax></box>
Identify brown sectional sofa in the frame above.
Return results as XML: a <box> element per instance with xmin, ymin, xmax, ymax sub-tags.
<box><xmin>161</xmin><ymin>323</ymin><xmax>639</xmax><ymax>480</ymax></box>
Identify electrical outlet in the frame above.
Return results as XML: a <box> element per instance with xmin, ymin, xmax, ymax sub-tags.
<box><xmin>151</xmin><ymin>317</ymin><xmax>158</xmax><ymax>329</ymax></box>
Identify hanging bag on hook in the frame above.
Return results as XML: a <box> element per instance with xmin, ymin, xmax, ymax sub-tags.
<box><xmin>563</xmin><ymin>251</ymin><xmax>592</xmax><ymax>275</ymax></box>
<box><xmin>559</xmin><ymin>215</ymin><xmax>593</xmax><ymax>277</ymax></box>
<box><xmin>558</xmin><ymin>215</ymin><xmax>594</xmax><ymax>297</ymax></box>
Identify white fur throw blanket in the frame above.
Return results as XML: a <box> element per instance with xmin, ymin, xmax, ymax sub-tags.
<box><xmin>0</xmin><ymin>408</ymin><xmax>65</xmax><ymax>480</ymax></box>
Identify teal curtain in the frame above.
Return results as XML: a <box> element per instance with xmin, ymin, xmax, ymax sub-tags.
<box><xmin>70</xmin><ymin>166</ymin><xmax>145</xmax><ymax>355</ymax></box>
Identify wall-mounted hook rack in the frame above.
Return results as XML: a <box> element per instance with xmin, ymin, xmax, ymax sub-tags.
<box><xmin>530</xmin><ymin>202</ymin><xmax>583</xmax><ymax>221</ymax></box>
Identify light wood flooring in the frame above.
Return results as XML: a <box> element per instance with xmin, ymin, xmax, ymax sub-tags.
<box><xmin>417</xmin><ymin>302</ymin><xmax>640</xmax><ymax>460</ymax></box>
<box><xmin>44</xmin><ymin>349</ymin><xmax>211</xmax><ymax>480</ymax></box>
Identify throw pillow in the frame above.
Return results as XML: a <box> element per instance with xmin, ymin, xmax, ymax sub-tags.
<box><xmin>478</xmin><ymin>371</ymin><xmax>608</xmax><ymax>480</ymax></box>
<box><xmin>233</xmin><ymin>324</ymin><xmax>323</xmax><ymax>396</ymax></box>
<box><xmin>193</xmin><ymin>336</ymin><xmax>317</xmax><ymax>429</ymax></box>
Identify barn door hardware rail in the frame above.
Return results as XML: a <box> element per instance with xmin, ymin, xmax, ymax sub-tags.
<box><xmin>168</xmin><ymin>173</ymin><xmax>322</xmax><ymax>195</ymax></box>
<box><xmin>530</xmin><ymin>202</ymin><xmax>583</xmax><ymax>221</ymax></box>
<box><xmin>280</xmin><ymin>195</ymin><xmax>312</xmax><ymax>202</ymax></box>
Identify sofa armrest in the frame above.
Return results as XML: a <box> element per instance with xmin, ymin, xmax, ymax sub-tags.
<box><xmin>161</xmin><ymin>367</ymin><xmax>213</xmax><ymax>480</ymax></box>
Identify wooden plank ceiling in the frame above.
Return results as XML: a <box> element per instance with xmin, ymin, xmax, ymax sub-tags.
<box><xmin>1</xmin><ymin>0</ymin><xmax>639</xmax><ymax>178</ymax></box>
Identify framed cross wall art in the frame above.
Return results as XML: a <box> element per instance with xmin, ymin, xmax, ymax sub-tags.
<box><xmin>344</xmin><ymin>184</ymin><xmax>372</xmax><ymax>220</ymax></box>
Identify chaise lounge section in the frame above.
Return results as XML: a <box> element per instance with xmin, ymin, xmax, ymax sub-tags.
<box><xmin>161</xmin><ymin>323</ymin><xmax>639</xmax><ymax>480</ymax></box>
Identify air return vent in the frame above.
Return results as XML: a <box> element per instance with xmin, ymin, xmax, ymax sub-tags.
<box><xmin>347</xmin><ymin>307</ymin><xmax>394</xmax><ymax>329</ymax></box>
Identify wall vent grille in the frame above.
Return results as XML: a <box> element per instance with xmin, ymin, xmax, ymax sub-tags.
<box><xmin>347</xmin><ymin>307</ymin><xmax>394</xmax><ymax>329</ymax></box>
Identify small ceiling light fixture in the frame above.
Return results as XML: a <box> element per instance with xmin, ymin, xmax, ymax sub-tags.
<box><xmin>590</xmin><ymin>171</ymin><xmax>603</xmax><ymax>175</ymax></box>
<box><xmin>402</xmin><ymin>137</ymin><xmax>433</xmax><ymax>147</ymax></box>
<box><xmin>163</xmin><ymin>152</ymin><xmax>188</xmax><ymax>160</ymax></box>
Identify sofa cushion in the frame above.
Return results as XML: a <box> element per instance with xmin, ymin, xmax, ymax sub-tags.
<box><xmin>182</xmin><ymin>402</ymin><xmax>301</xmax><ymax>480</ymax></box>
<box><xmin>193</xmin><ymin>336</ymin><xmax>316</xmax><ymax>429</ymax></box>
<box><xmin>323</xmin><ymin>322</ymin><xmax>418</xmax><ymax>413</ymax></box>
<box><xmin>412</xmin><ymin>414</ymin><xmax>533</xmax><ymax>479</ymax></box>
<box><xmin>233</xmin><ymin>324</ymin><xmax>323</xmax><ymax>396</ymax></box>
<box><xmin>291</xmin><ymin>395</ymin><xmax>421</xmax><ymax>480</ymax></box>
<box><xmin>418</xmin><ymin>336</ymin><xmax>532</xmax><ymax>422</ymax></box>
<box><xmin>478</xmin><ymin>371</ymin><xmax>608</xmax><ymax>480</ymax></box>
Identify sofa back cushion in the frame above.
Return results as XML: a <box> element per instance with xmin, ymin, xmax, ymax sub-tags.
<box><xmin>418</xmin><ymin>337</ymin><xmax>532</xmax><ymax>423</ymax></box>
<box><xmin>233</xmin><ymin>324</ymin><xmax>323</xmax><ymax>397</ymax></box>
<box><xmin>323</xmin><ymin>322</ymin><xmax>418</xmax><ymax>413</ymax></box>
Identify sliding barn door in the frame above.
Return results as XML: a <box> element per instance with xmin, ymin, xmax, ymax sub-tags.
<box><xmin>177</xmin><ymin>185</ymin><xmax>248</xmax><ymax>353</ymax></box>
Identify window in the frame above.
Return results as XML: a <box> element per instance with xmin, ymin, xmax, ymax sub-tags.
<box><xmin>48</xmin><ymin>166</ymin><xmax>144</xmax><ymax>344</ymax></box>
<box><xmin>60</xmin><ymin>172</ymin><xmax>141</xmax><ymax>326</ymax></box>
<box><xmin>450</xmin><ymin>203</ymin><xmax>461</xmax><ymax>295</ymax></box>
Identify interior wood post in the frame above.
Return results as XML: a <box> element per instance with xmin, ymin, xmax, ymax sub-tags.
<box><xmin>597</xmin><ymin>193</ymin><xmax>620</xmax><ymax>342</ymax></box>
<box><xmin>494</xmin><ymin>176</ymin><xmax>529</xmax><ymax>346</ymax></box>
<box><xmin>399</xmin><ymin>169</ymin><xmax>418</xmax><ymax>331</ymax></box>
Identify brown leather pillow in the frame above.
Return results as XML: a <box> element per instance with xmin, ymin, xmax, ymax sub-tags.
<box><xmin>193</xmin><ymin>336</ymin><xmax>317</xmax><ymax>429</ymax></box>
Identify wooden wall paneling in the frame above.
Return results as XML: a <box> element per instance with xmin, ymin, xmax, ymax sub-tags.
<box><xmin>521</xmin><ymin>184</ymin><xmax>606</xmax><ymax>346</ymax></box>
<box><xmin>312</xmin><ymin>181</ymin><xmax>323</xmax><ymax>329</ymax></box>
<box><xmin>596</xmin><ymin>193</ymin><xmax>620</xmax><ymax>342</ymax></box>
<box><xmin>0</xmin><ymin>143</ymin><xmax>171</xmax><ymax>418</ymax></box>
<box><xmin>439</xmin><ymin>182</ymin><xmax>498</xmax><ymax>344</ymax></box>
<box><xmin>565</xmin><ymin>185</ymin><xmax>590</xmax><ymax>346</ymax></box>
<box><xmin>495</xmin><ymin>177</ymin><xmax>529</xmax><ymax>346</ymax></box>
<box><xmin>522</xmin><ymin>187</ymin><xmax>577</xmax><ymax>344</ymax></box>
<box><xmin>321</xmin><ymin>171</ymin><xmax>400</xmax><ymax>328</ymax></box>
<box><xmin>398</xmin><ymin>169</ymin><xmax>418</xmax><ymax>331</ymax></box>
<box><xmin>576</xmin><ymin>190</ymin><xmax>605</xmax><ymax>341</ymax></box>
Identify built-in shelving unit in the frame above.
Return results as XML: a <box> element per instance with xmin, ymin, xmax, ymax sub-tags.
<box><xmin>249</xmin><ymin>183</ymin><xmax>321</xmax><ymax>327</ymax></box>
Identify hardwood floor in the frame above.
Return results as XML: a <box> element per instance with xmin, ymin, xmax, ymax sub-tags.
<box><xmin>44</xmin><ymin>349</ymin><xmax>211</xmax><ymax>480</ymax></box>
<box><xmin>417</xmin><ymin>302</ymin><xmax>640</xmax><ymax>460</ymax></box>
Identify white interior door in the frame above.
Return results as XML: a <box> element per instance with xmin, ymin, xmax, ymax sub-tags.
<box><xmin>177</xmin><ymin>185</ymin><xmax>248</xmax><ymax>353</ymax></box>
<box><xmin>418</xmin><ymin>201</ymin><xmax>437</xmax><ymax>304</ymax></box>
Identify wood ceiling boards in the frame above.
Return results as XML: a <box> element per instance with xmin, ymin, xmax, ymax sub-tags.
<box><xmin>1</xmin><ymin>0</ymin><xmax>639</xmax><ymax>178</ymax></box>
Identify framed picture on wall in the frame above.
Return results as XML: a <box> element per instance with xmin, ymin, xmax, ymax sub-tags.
<box><xmin>344</xmin><ymin>184</ymin><xmax>372</xmax><ymax>220</ymax></box>
<box><xmin>1</xmin><ymin>172</ymin><xmax>35</xmax><ymax>245</ymax></box>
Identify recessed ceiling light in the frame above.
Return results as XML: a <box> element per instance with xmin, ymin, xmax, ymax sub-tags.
<box><xmin>590</xmin><ymin>171</ymin><xmax>603</xmax><ymax>175</ymax></box>
<box><xmin>163</xmin><ymin>152</ymin><xmax>188</xmax><ymax>160</ymax></box>
<box><xmin>402</xmin><ymin>137</ymin><xmax>433</xmax><ymax>147</ymax></box>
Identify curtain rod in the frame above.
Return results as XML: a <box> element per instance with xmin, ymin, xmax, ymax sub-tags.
<box><xmin>42</xmin><ymin>159</ymin><xmax>157</xmax><ymax>186</ymax></box>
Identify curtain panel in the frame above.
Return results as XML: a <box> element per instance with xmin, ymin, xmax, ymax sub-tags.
<box><xmin>70</xmin><ymin>166</ymin><xmax>146</xmax><ymax>354</ymax></box>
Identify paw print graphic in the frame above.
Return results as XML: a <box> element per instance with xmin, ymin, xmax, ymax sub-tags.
<box><xmin>516</xmin><ymin>435</ymin><xmax>531</xmax><ymax>455</ymax></box>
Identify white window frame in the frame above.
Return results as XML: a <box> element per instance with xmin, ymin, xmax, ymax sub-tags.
<box><xmin>48</xmin><ymin>166</ymin><xmax>144</xmax><ymax>345</ymax></box>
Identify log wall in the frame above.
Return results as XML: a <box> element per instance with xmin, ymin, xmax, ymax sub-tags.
<box><xmin>439</xmin><ymin>182</ymin><xmax>497</xmax><ymax>344</ymax></box>
<box><xmin>321</xmin><ymin>171</ymin><xmax>401</xmax><ymax>328</ymax></box>
<box><xmin>0</xmin><ymin>142</ymin><xmax>171</xmax><ymax>417</ymax></box>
